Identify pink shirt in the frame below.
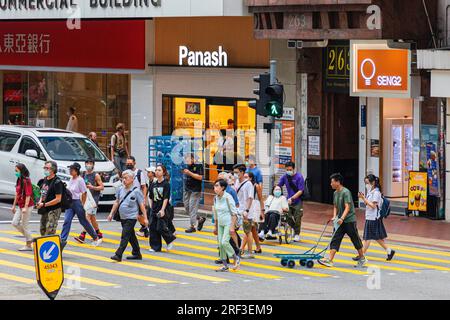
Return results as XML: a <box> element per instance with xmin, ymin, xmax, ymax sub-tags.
<box><xmin>68</xmin><ymin>176</ymin><xmax>87</xmax><ymax>200</ymax></box>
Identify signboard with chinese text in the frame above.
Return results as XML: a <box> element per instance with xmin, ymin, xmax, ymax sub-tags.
<box><xmin>275</xmin><ymin>108</ymin><xmax>295</xmax><ymax>170</ymax></box>
<box><xmin>0</xmin><ymin>20</ymin><xmax>145</xmax><ymax>71</ymax></box>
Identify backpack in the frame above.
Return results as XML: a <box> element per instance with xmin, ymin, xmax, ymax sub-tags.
<box><xmin>32</xmin><ymin>184</ymin><xmax>41</xmax><ymax>205</ymax></box>
<box><xmin>60</xmin><ymin>180</ymin><xmax>73</xmax><ymax>211</ymax></box>
<box><xmin>378</xmin><ymin>195</ymin><xmax>391</xmax><ymax>219</ymax></box>
<box><xmin>301</xmin><ymin>178</ymin><xmax>311</xmax><ymax>201</ymax></box>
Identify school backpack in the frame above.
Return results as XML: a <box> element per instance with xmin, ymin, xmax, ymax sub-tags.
<box><xmin>378</xmin><ymin>195</ymin><xmax>391</xmax><ymax>219</ymax></box>
<box><xmin>60</xmin><ymin>180</ymin><xmax>73</xmax><ymax>211</ymax></box>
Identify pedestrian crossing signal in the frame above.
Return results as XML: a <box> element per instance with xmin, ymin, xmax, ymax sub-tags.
<box><xmin>265</xmin><ymin>83</ymin><xmax>284</xmax><ymax>118</ymax></box>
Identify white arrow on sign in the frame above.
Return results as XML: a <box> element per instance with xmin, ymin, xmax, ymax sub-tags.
<box><xmin>43</xmin><ymin>244</ymin><xmax>56</xmax><ymax>261</ymax></box>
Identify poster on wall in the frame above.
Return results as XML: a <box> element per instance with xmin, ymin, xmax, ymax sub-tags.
<box><xmin>308</xmin><ymin>136</ymin><xmax>320</xmax><ymax>156</ymax></box>
<box><xmin>408</xmin><ymin>171</ymin><xmax>428</xmax><ymax>212</ymax></box>
<box><xmin>370</xmin><ymin>139</ymin><xmax>380</xmax><ymax>157</ymax></box>
<box><xmin>275</xmin><ymin>108</ymin><xmax>295</xmax><ymax>171</ymax></box>
<box><xmin>420</xmin><ymin>125</ymin><xmax>440</xmax><ymax>197</ymax></box>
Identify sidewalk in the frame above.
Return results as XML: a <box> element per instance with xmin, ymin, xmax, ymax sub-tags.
<box><xmin>176</xmin><ymin>201</ymin><xmax>450</xmax><ymax>250</ymax></box>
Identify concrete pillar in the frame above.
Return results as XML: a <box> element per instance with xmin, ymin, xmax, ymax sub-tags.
<box><xmin>446</xmin><ymin>98</ymin><xmax>450</xmax><ymax>221</ymax></box>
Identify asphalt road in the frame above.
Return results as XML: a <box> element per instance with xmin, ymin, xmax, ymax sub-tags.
<box><xmin>0</xmin><ymin>201</ymin><xmax>450</xmax><ymax>300</ymax></box>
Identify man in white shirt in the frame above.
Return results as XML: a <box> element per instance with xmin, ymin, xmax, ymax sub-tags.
<box><xmin>233</xmin><ymin>164</ymin><xmax>255</xmax><ymax>259</ymax></box>
<box><xmin>66</xmin><ymin>107</ymin><xmax>78</xmax><ymax>132</ymax></box>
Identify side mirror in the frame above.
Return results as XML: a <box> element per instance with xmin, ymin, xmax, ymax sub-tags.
<box><xmin>25</xmin><ymin>149</ymin><xmax>38</xmax><ymax>159</ymax></box>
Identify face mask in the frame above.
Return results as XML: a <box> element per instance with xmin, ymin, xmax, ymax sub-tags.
<box><xmin>44</xmin><ymin>170</ymin><xmax>51</xmax><ymax>177</ymax></box>
<box><xmin>245</xmin><ymin>161</ymin><xmax>250</xmax><ymax>167</ymax></box>
<box><xmin>15</xmin><ymin>172</ymin><xmax>21</xmax><ymax>178</ymax></box>
<box><xmin>274</xmin><ymin>190</ymin><xmax>282</xmax><ymax>198</ymax></box>
<box><xmin>126</xmin><ymin>164</ymin><xmax>134</xmax><ymax>170</ymax></box>
<box><xmin>286</xmin><ymin>171</ymin><xmax>294</xmax><ymax>176</ymax></box>
<box><xmin>234</xmin><ymin>173</ymin><xmax>239</xmax><ymax>180</ymax></box>
<box><xmin>366</xmin><ymin>184</ymin><xmax>372</xmax><ymax>192</ymax></box>
<box><xmin>86</xmin><ymin>165</ymin><xmax>93</xmax><ymax>171</ymax></box>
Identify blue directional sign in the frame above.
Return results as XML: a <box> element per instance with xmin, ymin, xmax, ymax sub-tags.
<box><xmin>39</xmin><ymin>241</ymin><xmax>59</xmax><ymax>264</ymax></box>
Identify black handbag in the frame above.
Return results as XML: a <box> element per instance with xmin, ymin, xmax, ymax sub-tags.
<box><xmin>113</xmin><ymin>187</ymin><xmax>137</xmax><ymax>222</ymax></box>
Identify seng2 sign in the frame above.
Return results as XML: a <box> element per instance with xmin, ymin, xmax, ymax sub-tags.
<box><xmin>351</xmin><ymin>43</ymin><xmax>411</xmax><ymax>98</ymax></box>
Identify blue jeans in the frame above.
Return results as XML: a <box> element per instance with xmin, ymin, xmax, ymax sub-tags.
<box><xmin>61</xmin><ymin>199</ymin><xmax>97</xmax><ymax>242</ymax></box>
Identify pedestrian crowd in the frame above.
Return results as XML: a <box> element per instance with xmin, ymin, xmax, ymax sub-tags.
<box><xmin>8</xmin><ymin>128</ymin><xmax>396</xmax><ymax>272</ymax></box>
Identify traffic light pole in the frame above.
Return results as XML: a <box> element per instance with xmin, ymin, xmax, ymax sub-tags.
<box><xmin>269</xmin><ymin>60</ymin><xmax>277</xmax><ymax>192</ymax></box>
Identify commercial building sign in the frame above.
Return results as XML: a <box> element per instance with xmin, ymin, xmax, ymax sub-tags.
<box><xmin>0</xmin><ymin>20</ymin><xmax>146</xmax><ymax>71</ymax></box>
<box><xmin>323</xmin><ymin>41</ymin><xmax>350</xmax><ymax>94</ymax></box>
<box><xmin>179</xmin><ymin>46</ymin><xmax>228</xmax><ymax>67</ymax></box>
<box><xmin>350</xmin><ymin>41</ymin><xmax>412</xmax><ymax>98</ymax></box>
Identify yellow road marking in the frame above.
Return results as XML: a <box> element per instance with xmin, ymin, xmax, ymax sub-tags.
<box><xmin>0</xmin><ymin>271</ymin><xmax>34</xmax><ymax>284</ymax></box>
<box><xmin>98</xmin><ymin>230</ymin><xmax>329</xmax><ymax>278</ymax></box>
<box><xmin>0</xmin><ymin>232</ymin><xmax>227</xmax><ymax>283</ymax></box>
<box><xmin>0</xmin><ymin>258</ymin><xmax>116</xmax><ymax>287</ymax></box>
<box><xmin>175</xmin><ymin>229</ymin><xmax>417</xmax><ymax>273</ymax></box>
<box><xmin>0</xmin><ymin>247</ymin><xmax>176</xmax><ymax>285</ymax></box>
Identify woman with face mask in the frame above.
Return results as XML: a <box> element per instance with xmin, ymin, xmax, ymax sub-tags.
<box><xmin>11</xmin><ymin>163</ymin><xmax>34</xmax><ymax>251</ymax></box>
<box><xmin>259</xmin><ymin>186</ymin><xmax>289</xmax><ymax>239</ymax></box>
<box><xmin>358</xmin><ymin>174</ymin><xmax>395</xmax><ymax>261</ymax></box>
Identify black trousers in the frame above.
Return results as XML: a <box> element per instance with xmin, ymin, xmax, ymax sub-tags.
<box><xmin>262</xmin><ymin>211</ymin><xmax>281</xmax><ymax>234</ymax></box>
<box><xmin>330</xmin><ymin>221</ymin><xmax>363</xmax><ymax>252</ymax></box>
<box><xmin>230</xmin><ymin>232</ymin><xmax>241</xmax><ymax>255</ymax></box>
<box><xmin>116</xmin><ymin>219</ymin><xmax>141</xmax><ymax>258</ymax></box>
<box><xmin>149</xmin><ymin>212</ymin><xmax>176</xmax><ymax>252</ymax></box>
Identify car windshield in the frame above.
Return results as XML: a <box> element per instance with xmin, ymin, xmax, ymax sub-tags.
<box><xmin>39</xmin><ymin>136</ymin><xmax>107</xmax><ymax>162</ymax></box>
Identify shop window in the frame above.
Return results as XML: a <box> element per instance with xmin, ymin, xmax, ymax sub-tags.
<box><xmin>0</xmin><ymin>131</ymin><xmax>20</xmax><ymax>152</ymax></box>
<box><xmin>2</xmin><ymin>72</ymin><xmax>27</xmax><ymax>125</ymax></box>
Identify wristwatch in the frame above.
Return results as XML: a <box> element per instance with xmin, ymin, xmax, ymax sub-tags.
<box><xmin>245</xmin><ymin>209</ymin><xmax>250</xmax><ymax>213</ymax></box>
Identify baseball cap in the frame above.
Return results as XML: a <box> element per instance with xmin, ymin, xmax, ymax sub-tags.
<box><xmin>145</xmin><ymin>166</ymin><xmax>157</xmax><ymax>173</ymax></box>
<box><xmin>68</xmin><ymin>162</ymin><xmax>81</xmax><ymax>171</ymax></box>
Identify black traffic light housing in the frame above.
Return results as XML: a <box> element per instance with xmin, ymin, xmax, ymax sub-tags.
<box><xmin>265</xmin><ymin>83</ymin><xmax>284</xmax><ymax>118</ymax></box>
<box><xmin>249</xmin><ymin>73</ymin><xmax>271</xmax><ymax>117</ymax></box>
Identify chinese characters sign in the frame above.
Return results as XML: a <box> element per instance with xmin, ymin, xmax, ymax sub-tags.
<box><xmin>0</xmin><ymin>33</ymin><xmax>50</xmax><ymax>55</ymax></box>
<box><xmin>408</xmin><ymin>171</ymin><xmax>428</xmax><ymax>212</ymax></box>
<box><xmin>0</xmin><ymin>20</ymin><xmax>145</xmax><ymax>70</ymax></box>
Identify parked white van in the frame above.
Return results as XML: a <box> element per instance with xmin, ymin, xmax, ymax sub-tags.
<box><xmin>0</xmin><ymin>126</ymin><xmax>120</xmax><ymax>205</ymax></box>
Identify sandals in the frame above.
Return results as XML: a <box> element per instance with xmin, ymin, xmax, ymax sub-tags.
<box><xmin>215</xmin><ymin>266</ymin><xmax>229</xmax><ymax>272</ymax></box>
<box><xmin>253</xmin><ymin>249</ymin><xmax>262</xmax><ymax>254</ymax></box>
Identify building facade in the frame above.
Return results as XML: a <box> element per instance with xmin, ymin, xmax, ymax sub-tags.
<box><xmin>245</xmin><ymin>0</ymin><xmax>444</xmax><ymax>218</ymax></box>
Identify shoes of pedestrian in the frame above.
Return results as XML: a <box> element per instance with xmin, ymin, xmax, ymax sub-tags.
<box><xmin>197</xmin><ymin>217</ymin><xmax>207</xmax><ymax>231</ymax></box>
<box><xmin>74</xmin><ymin>236</ymin><xmax>85</xmax><ymax>244</ymax></box>
<box><xmin>215</xmin><ymin>266</ymin><xmax>229</xmax><ymax>272</ymax></box>
<box><xmin>97</xmin><ymin>232</ymin><xmax>104</xmax><ymax>239</ymax></box>
<box><xmin>232</xmin><ymin>255</ymin><xmax>241</xmax><ymax>270</ymax></box>
<box><xmin>241</xmin><ymin>253</ymin><xmax>255</xmax><ymax>259</ymax></box>
<box><xmin>352</xmin><ymin>255</ymin><xmax>362</xmax><ymax>261</ymax></box>
<box><xmin>135</xmin><ymin>231</ymin><xmax>146</xmax><ymax>237</ymax></box>
<box><xmin>148</xmin><ymin>248</ymin><xmax>157</xmax><ymax>253</ymax></box>
<box><xmin>318</xmin><ymin>258</ymin><xmax>334</xmax><ymax>268</ymax></box>
<box><xmin>294</xmin><ymin>235</ymin><xmax>301</xmax><ymax>242</ymax></box>
<box><xmin>215</xmin><ymin>258</ymin><xmax>230</xmax><ymax>265</ymax></box>
<box><xmin>126</xmin><ymin>255</ymin><xmax>143</xmax><ymax>260</ymax></box>
<box><xmin>110</xmin><ymin>255</ymin><xmax>122</xmax><ymax>262</ymax></box>
<box><xmin>387</xmin><ymin>250</ymin><xmax>396</xmax><ymax>261</ymax></box>
<box><xmin>253</xmin><ymin>249</ymin><xmax>262</xmax><ymax>254</ymax></box>
<box><xmin>91</xmin><ymin>239</ymin><xmax>102</xmax><ymax>247</ymax></box>
<box><xmin>185</xmin><ymin>227</ymin><xmax>196</xmax><ymax>233</ymax></box>
<box><xmin>355</xmin><ymin>257</ymin><xmax>369</xmax><ymax>268</ymax></box>
<box><xmin>258</xmin><ymin>231</ymin><xmax>265</xmax><ymax>239</ymax></box>
<box><xmin>167</xmin><ymin>242</ymin><xmax>174</xmax><ymax>251</ymax></box>
<box><xmin>267</xmin><ymin>230</ymin><xmax>274</xmax><ymax>238</ymax></box>
<box><xmin>18</xmin><ymin>246</ymin><xmax>32</xmax><ymax>252</ymax></box>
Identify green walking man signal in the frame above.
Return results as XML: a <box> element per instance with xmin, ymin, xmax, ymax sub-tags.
<box><xmin>249</xmin><ymin>73</ymin><xmax>284</xmax><ymax>118</ymax></box>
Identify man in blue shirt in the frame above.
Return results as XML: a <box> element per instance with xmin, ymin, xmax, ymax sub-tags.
<box><xmin>246</xmin><ymin>155</ymin><xmax>263</xmax><ymax>185</ymax></box>
<box><xmin>278</xmin><ymin>162</ymin><xmax>305</xmax><ymax>242</ymax></box>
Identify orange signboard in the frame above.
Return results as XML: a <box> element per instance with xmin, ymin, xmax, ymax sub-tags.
<box><xmin>356</xmin><ymin>49</ymin><xmax>409</xmax><ymax>92</ymax></box>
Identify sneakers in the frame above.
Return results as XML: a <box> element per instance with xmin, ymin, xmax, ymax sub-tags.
<box><xmin>18</xmin><ymin>246</ymin><xmax>32</xmax><ymax>252</ymax></box>
<box><xmin>318</xmin><ymin>258</ymin><xmax>334</xmax><ymax>268</ymax></box>
<box><xmin>356</xmin><ymin>257</ymin><xmax>369</xmax><ymax>268</ymax></box>
<box><xmin>167</xmin><ymin>242</ymin><xmax>174</xmax><ymax>251</ymax></box>
<box><xmin>258</xmin><ymin>231</ymin><xmax>265</xmax><ymax>239</ymax></box>
<box><xmin>148</xmin><ymin>248</ymin><xmax>156</xmax><ymax>253</ymax></box>
<box><xmin>185</xmin><ymin>227</ymin><xmax>196</xmax><ymax>234</ymax></box>
<box><xmin>215</xmin><ymin>266</ymin><xmax>229</xmax><ymax>272</ymax></box>
<box><xmin>387</xmin><ymin>250</ymin><xmax>396</xmax><ymax>261</ymax></box>
<box><xmin>91</xmin><ymin>239</ymin><xmax>102</xmax><ymax>247</ymax></box>
<box><xmin>74</xmin><ymin>236</ymin><xmax>85</xmax><ymax>244</ymax></box>
<box><xmin>267</xmin><ymin>230</ymin><xmax>274</xmax><ymax>238</ymax></box>
<box><xmin>241</xmin><ymin>253</ymin><xmax>255</xmax><ymax>259</ymax></box>
<box><xmin>197</xmin><ymin>217</ymin><xmax>207</xmax><ymax>231</ymax></box>
<box><xmin>97</xmin><ymin>232</ymin><xmax>104</xmax><ymax>239</ymax></box>
<box><xmin>294</xmin><ymin>235</ymin><xmax>301</xmax><ymax>242</ymax></box>
<box><xmin>232</xmin><ymin>255</ymin><xmax>241</xmax><ymax>270</ymax></box>
<box><xmin>215</xmin><ymin>258</ymin><xmax>230</xmax><ymax>265</ymax></box>
<box><xmin>352</xmin><ymin>255</ymin><xmax>362</xmax><ymax>261</ymax></box>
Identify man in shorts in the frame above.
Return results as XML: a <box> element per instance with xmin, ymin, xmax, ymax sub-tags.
<box><xmin>233</xmin><ymin>164</ymin><xmax>255</xmax><ymax>259</ymax></box>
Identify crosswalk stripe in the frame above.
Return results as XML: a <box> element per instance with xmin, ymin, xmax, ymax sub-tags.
<box><xmin>0</xmin><ymin>247</ymin><xmax>176</xmax><ymax>285</ymax></box>
<box><xmin>175</xmin><ymin>228</ymin><xmax>417</xmax><ymax>273</ymax></box>
<box><xmin>203</xmin><ymin>225</ymin><xmax>450</xmax><ymax>259</ymax></box>
<box><xmin>98</xmin><ymin>230</ymin><xmax>329</xmax><ymax>278</ymax></box>
<box><xmin>0</xmin><ymin>231</ymin><xmax>228</xmax><ymax>283</ymax></box>
<box><xmin>0</xmin><ymin>258</ymin><xmax>117</xmax><ymax>287</ymax></box>
<box><xmin>0</xmin><ymin>271</ymin><xmax>35</xmax><ymax>284</ymax></box>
